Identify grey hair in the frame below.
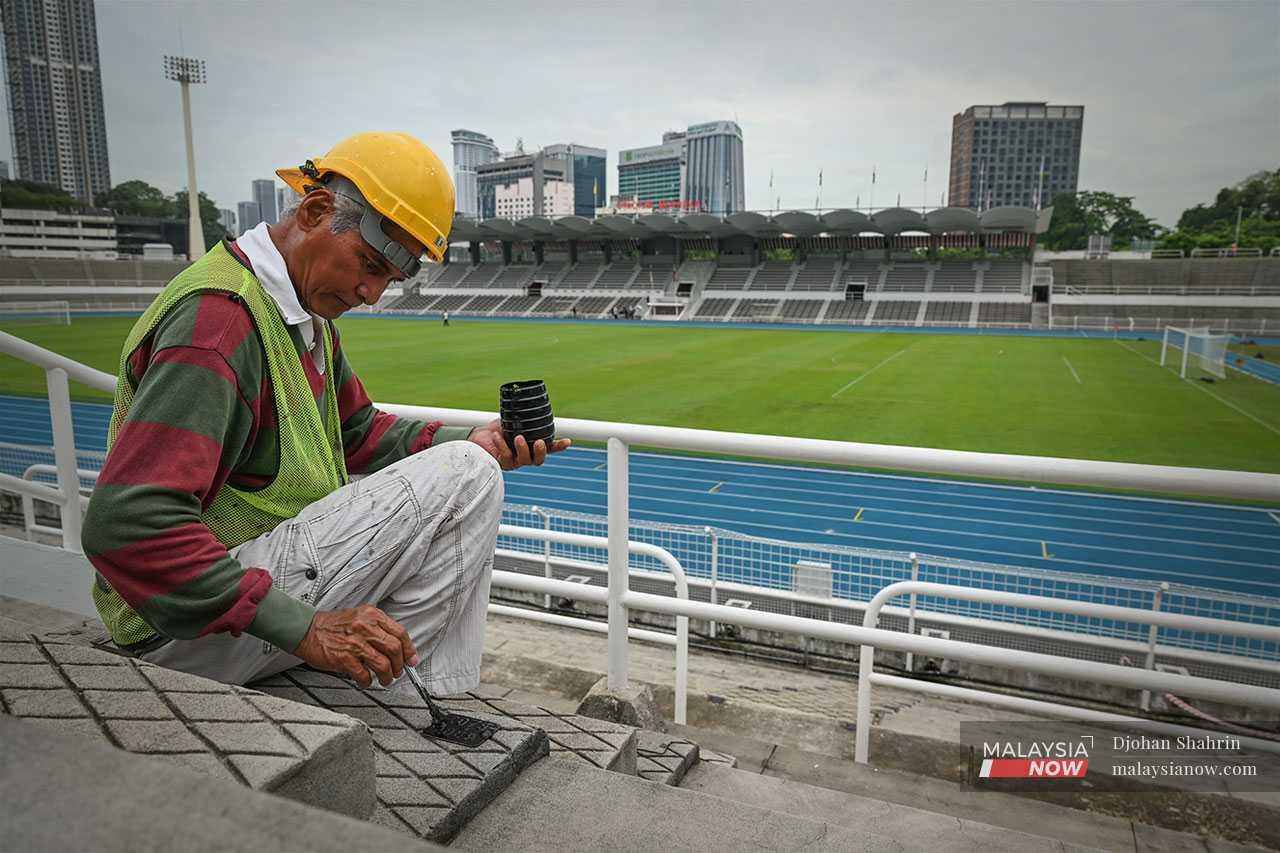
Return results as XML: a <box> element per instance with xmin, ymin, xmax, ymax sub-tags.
<box><xmin>278</xmin><ymin>185</ymin><xmax>365</xmax><ymax>235</ymax></box>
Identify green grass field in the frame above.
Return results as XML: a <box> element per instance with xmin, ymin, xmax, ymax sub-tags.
<box><xmin>3</xmin><ymin>316</ymin><xmax>1280</xmax><ymax>473</ymax></box>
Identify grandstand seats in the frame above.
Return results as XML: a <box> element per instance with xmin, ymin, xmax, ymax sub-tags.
<box><xmin>492</xmin><ymin>295</ymin><xmax>540</xmax><ymax>315</ymax></box>
<box><xmin>732</xmin><ymin>299</ymin><xmax>779</xmax><ymax>319</ymax></box>
<box><xmin>572</xmin><ymin>296</ymin><xmax>616</xmax><ymax>317</ymax></box>
<box><xmin>791</xmin><ymin>256</ymin><xmax>839</xmax><ymax>291</ymax></box>
<box><xmin>1188</xmin><ymin>260</ymin><xmax>1259</xmax><ymax>293</ymax></box>
<box><xmin>823</xmin><ymin>300</ymin><xmax>872</xmax><ymax>323</ymax></box>
<box><xmin>425</xmin><ymin>293</ymin><xmax>472</xmax><ymax>313</ymax></box>
<box><xmin>457</xmin><ymin>263</ymin><xmax>502</xmax><ymax>287</ymax></box>
<box><xmin>533</xmin><ymin>261</ymin><xmax>568</xmax><ymax>284</ymax></box>
<box><xmin>982</xmin><ymin>260</ymin><xmax>1024</xmax><ymax>292</ymax></box>
<box><xmin>924</xmin><ymin>301</ymin><xmax>970</xmax><ymax>323</ymax></box>
<box><xmin>457</xmin><ymin>294</ymin><xmax>507</xmax><ymax>315</ymax></box>
<box><xmin>977</xmin><ymin>302</ymin><xmax>1032</xmax><ymax>324</ymax></box>
<box><xmin>842</xmin><ymin>259</ymin><xmax>881</xmax><ymax>289</ymax></box>
<box><xmin>694</xmin><ymin>298</ymin><xmax>735</xmax><ymax>318</ymax></box>
<box><xmin>557</xmin><ymin>262</ymin><xmax>605</xmax><ymax>288</ymax></box>
<box><xmin>930</xmin><ymin>262</ymin><xmax>978</xmax><ymax>292</ymax></box>
<box><xmin>611</xmin><ymin>296</ymin><xmax>644</xmax><ymax>315</ymax></box>
<box><xmin>488</xmin><ymin>265</ymin><xmax>535</xmax><ymax>288</ymax></box>
<box><xmin>429</xmin><ymin>264</ymin><xmax>469</xmax><ymax>288</ymax></box>
<box><xmin>779</xmin><ymin>300</ymin><xmax>824</xmax><ymax>320</ymax></box>
<box><xmin>748</xmin><ymin>262</ymin><xmax>793</xmax><ymax>291</ymax></box>
<box><xmin>592</xmin><ymin>263</ymin><xmax>639</xmax><ymax>289</ymax></box>
<box><xmin>872</xmin><ymin>300</ymin><xmax>918</xmax><ymax>322</ymax></box>
<box><xmin>705</xmin><ymin>266</ymin><xmax>752</xmax><ymax>290</ymax></box>
<box><xmin>386</xmin><ymin>292</ymin><xmax>434</xmax><ymax>311</ymax></box>
<box><xmin>881</xmin><ymin>265</ymin><xmax>927</xmax><ymax>292</ymax></box>
<box><xmin>530</xmin><ymin>296</ymin><xmax>577</xmax><ymax>314</ymax></box>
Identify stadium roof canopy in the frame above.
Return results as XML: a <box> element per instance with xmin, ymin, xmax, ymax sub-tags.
<box><xmin>448</xmin><ymin>206</ymin><xmax>1052</xmax><ymax>244</ymax></box>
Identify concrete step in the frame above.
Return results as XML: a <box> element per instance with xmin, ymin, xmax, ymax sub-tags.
<box><xmin>1</xmin><ymin>715</ymin><xmax>446</xmax><ymax>853</ymax></box>
<box><xmin>451</xmin><ymin>756</ymin><xmax>907</xmax><ymax>852</ymax></box>
<box><xmin>635</xmin><ymin>730</ymin><xmax>699</xmax><ymax>785</ymax></box>
<box><xmin>681</xmin><ymin>761</ymin><xmax>1107</xmax><ymax>853</ymax></box>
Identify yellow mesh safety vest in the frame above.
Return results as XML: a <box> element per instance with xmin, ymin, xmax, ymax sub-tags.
<box><xmin>92</xmin><ymin>243</ymin><xmax>348</xmax><ymax>646</ymax></box>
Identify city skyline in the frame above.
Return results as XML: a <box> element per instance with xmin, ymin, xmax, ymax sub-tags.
<box><xmin>0</xmin><ymin>2</ymin><xmax>1274</xmax><ymax>228</ymax></box>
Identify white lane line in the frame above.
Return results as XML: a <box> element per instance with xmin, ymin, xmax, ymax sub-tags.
<box><xmin>1271</xmin><ymin>511</ymin><xmax>1280</xmax><ymax>526</ymax></box>
<box><xmin>1062</xmin><ymin>356</ymin><xmax>1082</xmax><ymax>384</ymax></box>
<box><xmin>831</xmin><ymin>348</ymin><xmax>908</xmax><ymax>398</ymax></box>
<box><xmin>1116</xmin><ymin>340</ymin><xmax>1280</xmax><ymax>437</ymax></box>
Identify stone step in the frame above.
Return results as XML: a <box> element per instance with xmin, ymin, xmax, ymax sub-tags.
<box><xmin>250</xmin><ymin>669</ymin><xmax>637</xmax><ymax>842</ymax></box>
<box><xmin>635</xmin><ymin>730</ymin><xmax>699</xmax><ymax>785</ymax></box>
<box><xmin>451</xmin><ymin>756</ymin><xmax>903</xmax><ymax>853</ymax></box>
<box><xmin>1</xmin><ymin>715</ymin><xmax>446</xmax><ymax>853</ymax></box>
<box><xmin>680</xmin><ymin>762</ymin><xmax>1108</xmax><ymax>853</ymax></box>
<box><xmin>0</xmin><ymin>617</ymin><xmax>375</xmax><ymax>819</ymax></box>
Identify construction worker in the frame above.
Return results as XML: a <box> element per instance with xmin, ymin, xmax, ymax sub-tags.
<box><xmin>81</xmin><ymin>132</ymin><xmax>570</xmax><ymax>696</ymax></box>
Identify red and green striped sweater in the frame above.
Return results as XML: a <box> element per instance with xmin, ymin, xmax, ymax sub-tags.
<box><xmin>81</xmin><ymin>254</ymin><xmax>469</xmax><ymax>653</ymax></box>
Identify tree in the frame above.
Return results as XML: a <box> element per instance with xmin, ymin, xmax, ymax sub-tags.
<box><xmin>96</xmin><ymin>180</ymin><xmax>172</xmax><ymax>217</ymax></box>
<box><xmin>0</xmin><ymin>179</ymin><xmax>85</xmax><ymax>212</ymax></box>
<box><xmin>1160</xmin><ymin>168</ymin><xmax>1280</xmax><ymax>254</ymax></box>
<box><xmin>172</xmin><ymin>190</ymin><xmax>229</xmax><ymax>250</ymax></box>
<box><xmin>1042</xmin><ymin>191</ymin><xmax>1161</xmax><ymax>251</ymax></box>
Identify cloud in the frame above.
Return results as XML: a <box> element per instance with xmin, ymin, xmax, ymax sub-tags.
<box><xmin>1</xmin><ymin>0</ymin><xmax>1274</xmax><ymax>227</ymax></box>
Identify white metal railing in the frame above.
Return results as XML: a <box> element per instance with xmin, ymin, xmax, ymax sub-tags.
<box><xmin>854</xmin><ymin>581</ymin><xmax>1280</xmax><ymax>762</ymax></box>
<box><xmin>4</xmin><ymin>331</ymin><xmax>1280</xmax><ymax>764</ymax></box>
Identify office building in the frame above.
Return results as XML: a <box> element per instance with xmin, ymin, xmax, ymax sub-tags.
<box><xmin>237</xmin><ymin>200</ymin><xmax>261</xmax><ymax>233</ymax></box>
<box><xmin>0</xmin><ymin>206</ymin><xmax>115</xmax><ymax>257</ymax></box>
<box><xmin>0</xmin><ymin>161</ymin><xmax>9</xmax><ymax>181</ymax></box>
<box><xmin>618</xmin><ymin>121</ymin><xmax>744</xmax><ymax>214</ymax></box>
<box><xmin>451</xmin><ymin>129</ymin><xmax>499</xmax><ymax>218</ymax></box>
<box><xmin>1</xmin><ymin>0</ymin><xmax>112</xmax><ymax>204</ymax></box>
<box><xmin>543</xmin><ymin>143</ymin><xmax>606</xmax><ymax>217</ymax></box>
<box><xmin>277</xmin><ymin>186</ymin><xmax>296</xmax><ymax>219</ymax></box>
<box><xmin>948</xmin><ymin>101</ymin><xmax>1084</xmax><ymax>210</ymax></box>
<box><xmin>494</xmin><ymin>176</ymin><xmax>574</xmax><ymax>219</ymax></box>
<box><xmin>218</xmin><ymin>208</ymin><xmax>237</xmax><ymax>237</ymax></box>
<box><xmin>251</xmin><ymin>179</ymin><xmax>277</xmax><ymax>225</ymax></box>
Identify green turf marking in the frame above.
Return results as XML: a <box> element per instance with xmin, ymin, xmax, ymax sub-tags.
<box><xmin>1062</xmin><ymin>356</ymin><xmax>1082</xmax><ymax>384</ymax></box>
<box><xmin>830</xmin><ymin>347</ymin><xmax>909</xmax><ymax>398</ymax></box>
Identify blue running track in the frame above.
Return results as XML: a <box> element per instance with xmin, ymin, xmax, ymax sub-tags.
<box><xmin>2</xmin><ymin>392</ymin><xmax>1278</xmax><ymax>600</ymax></box>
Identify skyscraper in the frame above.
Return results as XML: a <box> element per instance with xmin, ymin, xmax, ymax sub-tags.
<box><xmin>948</xmin><ymin>102</ymin><xmax>1084</xmax><ymax>210</ymax></box>
<box><xmin>1</xmin><ymin>0</ymin><xmax>111</xmax><ymax>204</ymax></box>
<box><xmin>619</xmin><ymin>122</ymin><xmax>744</xmax><ymax>214</ymax></box>
<box><xmin>451</xmin><ymin>129</ymin><xmax>499</xmax><ymax>217</ymax></box>
<box><xmin>543</xmin><ymin>143</ymin><xmax>606</xmax><ymax>217</ymax></box>
<box><xmin>237</xmin><ymin>200</ymin><xmax>261</xmax><ymax>234</ymax></box>
<box><xmin>218</xmin><ymin>208</ymin><xmax>237</xmax><ymax>237</ymax></box>
<box><xmin>252</xmin><ymin>179</ymin><xmax>278</xmax><ymax>225</ymax></box>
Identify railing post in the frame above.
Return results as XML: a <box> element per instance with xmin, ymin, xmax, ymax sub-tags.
<box><xmin>905</xmin><ymin>553</ymin><xmax>919</xmax><ymax>671</ymax></box>
<box><xmin>706</xmin><ymin>526</ymin><xmax>718</xmax><ymax>638</ymax></box>
<box><xmin>1140</xmin><ymin>582</ymin><xmax>1169</xmax><ymax>711</ymax></box>
<box><xmin>533</xmin><ymin>506</ymin><xmax>552</xmax><ymax>610</ymax></box>
<box><xmin>607</xmin><ymin>437</ymin><xmax>630</xmax><ymax>690</ymax></box>
<box><xmin>45</xmin><ymin>367</ymin><xmax>83</xmax><ymax>554</ymax></box>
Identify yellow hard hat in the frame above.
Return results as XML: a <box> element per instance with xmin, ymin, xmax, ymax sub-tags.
<box><xmin>277</xmin><ymin>131</ymin><xmax>455</xmax><ymax>265</ymax></box>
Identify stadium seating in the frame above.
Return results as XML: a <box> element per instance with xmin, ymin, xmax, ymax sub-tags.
<box><xmin>557</xmin><ymin>262</ymin><xmax>605</xmax><ymax>288</ymax></box>
<box><xmin>924</xmin><ymin>301</ymin><xmax>970</xmax><ymax>323</ymax></box>
<box><xmin>457</xmin><ymin>294</ymin><xmax>507</xmax><ymax>315</ymax></box>
<box><xmin>977</xmin><ymin>302</ymin><xmax>1032</xmax><ymax>324</ymax></box>
<box><xmin>530</xmin><ymin>296</ymin><xmax>577</xmax><ymax>314</ymax></box>
<box><xmin>572</xmin><ymin>296</ymin><xmax>616</xmax><ymax>317</ymax></box>
<box><xmin>492</xmin><ymin>295</ymin><xmax>540</xmax><ymax>315</ymax></box>
<box><xmin>533</xmin><ymin>261</ymin><xmax>568</xmax><ymax>284</ymax></box>
<box><xmin>385</xmin><ymin>292</ymin><xmax>433</xmax><ymax>311</ymax></box>
<box><xmin>930</xmin><ymin>262</ymin><xmax>978</xmax><ymax>292</ymax></box>
<box><xmin>842</xmin><ymin>259</ymin><xmax>882</xmax><ymax>289</ymax></box>
<box><xmin>982</xmin><ymin>260</ymin><xmax>1024</xmax><ymax>293</ymax></box>
<box><xmin>425</xmin><ymin>293</ymin><xmax>473</xmax><ymax>313</ymax></box>
<box><xmin>748</xmin><ymin>262</ymin><xmax>793</xmax><ymax>291</ymax></box>
<box><xmin>791</xmin><ymin>256</ymin><xmax>839</xmax><ymax>291</ymax></box>
<box><xmin>881</xmin><ymin>265</ymin><xmax>928</xmax><ymax>292</ymax></box>
<box><xmin>592</xmin><ymin>263</ymin><xmax>639</xmax><ymax>289</ymax></box>
<box><xmin>457</xmin><ymin>263</ymin><xmax>502</xmax><ymax>287</ymax></box>
<box><xmin>488</xmin><ymin>265</ymin><xmax>536</xmax><ymax>288</ymax></box>
<box><xmin>823</xmin><ymin>300</ymin><xmax>872</xmax><ymax>323</ymax></box>
<box><xmin>611</xmin><ymin>296</ymin><xmax>644</xmax><ymax>315</ymax></box>
<box><xmin>872</xmin><ymin>300</ymin><xmax>919</xmax><ymax>322</ymax></box>
<box><xmin>778</xmin><ymin>300</ymin><xmax>824</xmax><ymax>320</ymax></box>
<box><xmin>694</xmin><ymin>298</ymin><xmax>735</xmax><ymax>318</ymax></box>
<box><xmin>732</xmin><ymin>299</ymin><xmax>779</xmax><ymax>319</ymax></box>
<box><xmin>428</xmin><ymin>264</ymin><xmax>469</xmax><ymax>288</ymax></box>
<box><xmin>704</xmin><ymin>266</ymin><xmax>753</xmax><ymax>290</ymax></box>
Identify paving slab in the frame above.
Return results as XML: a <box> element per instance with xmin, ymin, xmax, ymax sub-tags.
<box><xmin>0</xmin><ymin>620</ymin><xmax>374</xmax><ymax>819</ymax></box>
<box><xmin>1</xmin><ymin>715</ymin><xmax>445</xmax><ymax>853</ymax></box>
<box><xmin>250</xmin><ymin>668</ymin><xmax>551</xmax><ymax>843</ymax></box>
<box><xmin>635</xmin><ymin>730</ymin><xmax>699</xmax><ymax>785</ymax></box>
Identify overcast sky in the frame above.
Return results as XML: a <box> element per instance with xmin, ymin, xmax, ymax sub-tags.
<box><xmin>3</xmin><ymin>0</ymin><xmax>1277</xmax><ymax>227</ymax></box>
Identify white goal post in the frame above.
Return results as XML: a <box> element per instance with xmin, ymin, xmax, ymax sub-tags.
<box><xmin>0</xmin><ymin>300</ymin><xmax>71</xmax><ymax>325</ymax></box>
<box><xmin>1160</xmin><ymin>325</ymin><xmax>1229</xmax><ymax>379</ymax></box>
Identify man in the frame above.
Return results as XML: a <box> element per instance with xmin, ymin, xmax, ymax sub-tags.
<box><xmin>443</xmin><ymin>309</ymin><xmax>450</xmax><ymax>327</ymax></box>
<box><xmin>81</xmin><ymin>132</ymin><xmax>568</xmax><ymax>696</ymax></box>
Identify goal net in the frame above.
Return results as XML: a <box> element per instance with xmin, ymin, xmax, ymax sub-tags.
<box><xmin>0</xmin><ymin>300</ymin><xmax>71</xmax><ymax>326</ymax></box>
<box><xmin>1160</xmin><ymin>325</ymin><xmax>1229</xmax><ymax>379</ymax></box>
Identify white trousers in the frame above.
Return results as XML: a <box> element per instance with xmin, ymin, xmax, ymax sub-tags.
<box><xmin>141</xmin><ymin>441</ymin><xmax>503</xmax><ymax>696</ymax></box>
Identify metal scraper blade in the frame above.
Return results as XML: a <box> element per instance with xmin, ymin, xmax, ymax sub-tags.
<box><xmin>421</xmin><ymin>712</ymin><xmax>500</xmax><ymax>747</ymax></box>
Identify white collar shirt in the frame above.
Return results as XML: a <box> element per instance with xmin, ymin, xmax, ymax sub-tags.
<box><xmin>235</xmin><ymin>222</ymin><xmax>327</xmax><ymax>374</ymax></box>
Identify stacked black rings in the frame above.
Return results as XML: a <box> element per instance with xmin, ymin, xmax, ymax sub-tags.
<box><xmin>500</xmin><ymin>380</ymin><xmax>555</xmax><ymax>448</ymax></box>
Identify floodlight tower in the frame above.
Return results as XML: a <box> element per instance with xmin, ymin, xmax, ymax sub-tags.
<box><xmin>163</xmin><ymin>55</ymin><xmax>207</xmax><ymax>259</ymax></box>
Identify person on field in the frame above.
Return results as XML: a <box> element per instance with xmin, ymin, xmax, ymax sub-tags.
<box><xmin>81</xmin><ymin>132</ymin><xmax>569</xmax><ymax>696</ymax></box>
<box><xmin>442</xmin><ymin>310</ymin><xmax>450</xmax><ymax>327</ymax></box>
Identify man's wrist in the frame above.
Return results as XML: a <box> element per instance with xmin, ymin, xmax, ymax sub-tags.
<box><xmin>433</xmin><ymin>425</ymin><xmax>475</xmax><ymax>445</ymax></box>
<box><xmin>245</xmin><ymin>586</ymin><xmax>316</xmax><ymax>652</ymax></box>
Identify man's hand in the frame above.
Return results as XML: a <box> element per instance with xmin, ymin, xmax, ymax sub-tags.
<box><xmin>468</xmin><ymin>419</ymin><xmax>571</xmax><ymax>471</ymax></box>
<box><xmin>292</xmin><ymin>605</ymin><xmax>418</xmax><ymax>687</ymax></box>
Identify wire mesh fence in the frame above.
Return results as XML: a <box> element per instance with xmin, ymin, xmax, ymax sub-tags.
<box><xmin>499</xmin><ymin>502</ymin><xmax>1280</xmax><ymax>667</ymax></box>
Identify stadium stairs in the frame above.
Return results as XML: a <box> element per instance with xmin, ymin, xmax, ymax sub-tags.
<box><xmin>1</xmin><ymin>553</ymin><xmax>1269</xmax><ymax>853</ymax></box>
